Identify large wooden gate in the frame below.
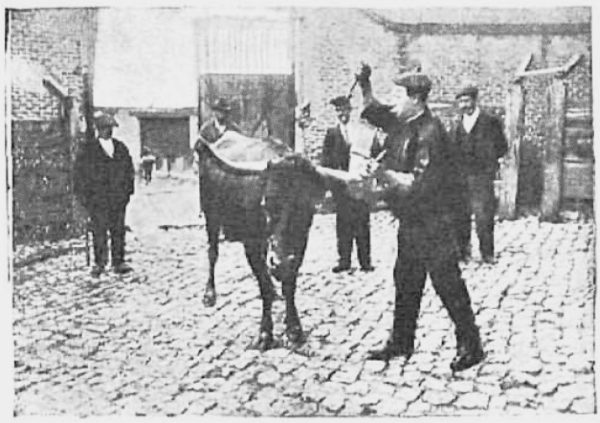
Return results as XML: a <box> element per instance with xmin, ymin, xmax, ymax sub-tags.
<box><xmin>540</xmin><ymin>55</ymin><xmax>593</xmax><ymax>220</ymax></box>
<box><xmin>202</xmin><ymin>74</ymin><xmax>295</xmax><ymax>146</ymax></box>
<box><xmin>139</xmin><ymin>117</ymin><xmax>192</xmax><ymax>172</ymax></box>
<box><xmin>561</xmin><ymin>107</ymin><xmax>594</xmax><ymax>201</ymax></box>
<box><xmin>500</xmin><ymin>53</ymin><xmax>591</xmax><ymax>221</ymax></box>
<box><xmin>195</xmin><ymin>12</ymin><xmax>296</xmax><ymax>148</ymax></box>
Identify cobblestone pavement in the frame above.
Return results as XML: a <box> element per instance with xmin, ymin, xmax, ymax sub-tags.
<box><xmin>13</xmin><ymin>177</ymin><xmax>597</xmax><ymax>416</ymax></box>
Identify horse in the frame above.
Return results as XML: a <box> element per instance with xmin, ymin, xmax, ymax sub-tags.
<box><xmin>196</xmin><ymin>131</ymin><xmax>374</xmax><ymax>349</ymax></box>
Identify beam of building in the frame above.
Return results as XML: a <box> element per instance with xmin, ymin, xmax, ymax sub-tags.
<box><xmin>515</xmin><ymin>54</ymin><xmax>584</xmax><ymax>79</ymax></box>
<box><xmin>361</xmin><ymin>10</ymin><xmax>591</xmax><ymax>36</ymax></box>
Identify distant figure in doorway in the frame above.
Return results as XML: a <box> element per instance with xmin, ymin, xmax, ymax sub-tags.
<box><xmin>140</xmin><ymin>147</ymin><xmax>156</xmax><ymax>184</ymax></box>
<box><xmin>452</xmin><ymin>85</ymin><xmax>508</xmax><ymax>264</ymax></box>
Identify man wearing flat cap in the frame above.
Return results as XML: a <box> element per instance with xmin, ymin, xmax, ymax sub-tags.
<box><xmin>452</xmin><ymin>85</ymin><xmax>508</xmax><ymax>264</ymax></box>
<box><xmin>193</xmin><ymin>97</ymin><xmax>242</xmax><ymax>218</ymax></box>
<box><xmin>74</xmin><ymin>111</ymin><xmax>135</xmax><ymax>277</ymax></box>
<box><xmin>195</xmin><ymin>97</ymin><xmax>241</xmax><ymax>148</ymax></box>
<box><xmin>321</xmin><ymin>95</ymin><xmax>376</xmax><ymax>273</ymax></box>
<box><xmin>355</xmin><ymin>64</ymin><xmax>484</xmax><ymax>372</ymax></box>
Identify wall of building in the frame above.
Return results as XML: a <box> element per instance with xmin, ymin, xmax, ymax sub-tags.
<box><xmin>9</xmin><ymin>8</ymin><xmax>96</xmax><ymax>241</ymax></box>
<box><xmin>10</xmin><ymin>8</ymin><xmax>95</xmax><ymax>120</ymax></box>
<box><xmin>296</xmin><ymin>7</ymin><xmax>592</xmax><ymax>207</ymax></box>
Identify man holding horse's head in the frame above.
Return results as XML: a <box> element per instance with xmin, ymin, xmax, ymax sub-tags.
<box><xmin>321</xmin><ymin>95</ymin><xmax>376</xmax><ymax>274</ymax></box>
<box><xmin>356</xmin><ymin>63</ymin><xmax>484</xmax><ymax>373</ymax></box>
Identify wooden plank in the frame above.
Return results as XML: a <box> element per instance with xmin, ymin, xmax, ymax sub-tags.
<box><xmin>516</xmin><ymin>65</ymin><xmax>565</xmax><ymax>79</ymax></box>
<box><xmin>562</xmin><ymin>159</ymin><xmax>594</xmax><ymax>200</ymax></box>
<box><xmin>566</xmin><ymin>111</ymin><xmax>593</xmax><ymax>126</ymax></box>
<box><xmin>498</xmin><ymin>83</ymin><xmax>524</xmax><ymax>220</ymax></box>
<box><xmin>565</xmin><ymin>126</ymin><xmax>594</xmax><ymax>140</ymax></box>
<box><xmin>559</xmin><ymin>54</ymin><xmax>584</xmax><ymax>77</ymax></box>
<box><xmin>515</xmin><ymin>54</ymin><xmax>583</xmax><ymax>80</ymax></box>
<box><xmin>292</xmin><ymin>9</ymin><xmax>304</xmax><ymax>153</ymax></box>
<box><xmin>513</xmin><ymin>53</ymin><xmax>534</xmax><ymax>82</ymax></box>
<box><xmin>566</xmin><ymin>107</ymin><xmax>592</xmax><ymax>119</ymax></box>
<box><xmin>541</xmin><ymin>79</ymin><xmax>567</xmax><ymax>221</ymax></box>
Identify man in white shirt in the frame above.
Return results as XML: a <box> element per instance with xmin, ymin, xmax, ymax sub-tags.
<box><xmin>321</xmin><ymin>95</ymin><xmax>377</xmax><ymax>273</ymax></box>
<box><xmin>74</xmin><ymin>112</ymin><xmax>135</xmax><ymax>277</ymax></box>
<box><xmin>452</xmin><ymin>85</ymin><xmax>508</xmax><ymax>264</ymax></box>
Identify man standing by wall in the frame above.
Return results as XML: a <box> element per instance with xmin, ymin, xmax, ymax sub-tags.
<box><xmin>453</xmin><ymin>86</ymin><xmax>508</xmax><ymax>264</ymax></box>
<box><xmin>321</xmin><ymin>95</ymin><xmax>375</xmax><ymax>273</ymax></box>
<box><xmin>74</xmin><ymin>112</ymin><xmax>135</xmax><ymax>277</ymax></box>
<box><xmin>356</xmin><ymin>64</ymin><xmax>484</xmax><ymax>372</ymax></box>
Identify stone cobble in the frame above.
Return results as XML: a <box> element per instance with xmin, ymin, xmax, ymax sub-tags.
<box><xmin>12</xmin><ymin>177</ymin><xmax>597</xmax><ymax>416</ymax></box>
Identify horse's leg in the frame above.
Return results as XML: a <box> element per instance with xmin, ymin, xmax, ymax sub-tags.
<box><xmin>203</xmin><ymin>213</ymin><xmax>219</xmax><ymax>307</ymax></box>
<box><xmin>283</xmin><ymin>234</ymin><xmax>310</xmax><ymax>346</ymax></box>
<box><xmin>244</xmin><ymin>238</ymin><xmax>275</xmax><ymax>351</ymax></box>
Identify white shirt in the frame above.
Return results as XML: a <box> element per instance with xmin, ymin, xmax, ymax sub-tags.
<box><xmin>98</xmin><ymin>137</ymin><xmax>114</xmax><ymax>158</ymax></box>
<box><xmin>462</xmin><ymin>107</ymin><xmax>480</xmax><ymax>134</ymax></box>
<box><xmin>340</xmin><ymin>121</ymin><xmax>375</xmax><ymax>174</ymax></box>
<box><xmin>339</xmin><ymin>122</ymin><xmax>352</xmax><ymax>145</ymax></box>
<box><xmin>215</xmin><ymin>119</ymin><xmax>226</xmax><ymax>136</ymax></box>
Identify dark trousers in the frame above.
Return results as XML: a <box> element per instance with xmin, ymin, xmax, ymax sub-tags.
<box><xmin>335</xmin><ymin>198</ymin><xmax>372</xmax><ymax>268</ymax></box>
<box><xmin>90</xmin><ymin>202</ymin><xmax>127</xmax><ymax>267</ymax></box>
<box><xmin>456</xmin><ymin>175</ymin><xmax>496</xmax><ymax>259</ymax></box>
<box><xmin>141</xmin><ymin>161</ymin><xmax>153</xmax><ymax>183</ymax></box>
<box><xmin>390</xmin><ymin>224</ymin><xmax>480</xmax><ymax>351</ymax></box>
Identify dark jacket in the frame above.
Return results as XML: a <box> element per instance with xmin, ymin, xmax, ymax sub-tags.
<box><xmin>361</xmin><ymin>101</ymin><xmax>463</xmax><ymax>221</ymax></box>
<box><xmin>361</xmin><ymin>101</ymin><xmax>464</xmax><ymax>262</ymax></box>
<box><xmin>74</xmin><ymin>138</ymin><xmax>135</xmax><ymax>211</ymax></box>
<box><xmin>452</xmin><ymin>111</ymin><xmax>508</xmax><ymax>176</ymax></box>
<box><xmin>194</xmin><ymin>118</ymin><xmax>241</xmax><ymax>150</ymax></box>
<box><xmin>321</xmin><ymin>124</ymin><xmax>379</xmax><ymax>203</ymax></box>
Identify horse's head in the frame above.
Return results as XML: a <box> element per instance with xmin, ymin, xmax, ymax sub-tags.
<box><xmin>262</xmin><ymin>154</ymin><xmax>326</xmax><ymax>282</ymax></box>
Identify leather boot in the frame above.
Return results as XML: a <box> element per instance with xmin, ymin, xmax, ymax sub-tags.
<box><xmin>450</xmin><ymin>333</ymin><xmax>484</xmax><ymax>372</ymax></box>
<box><xmin>367</xmin><ymin>339</ymin><xmax>413</xmax><ymax>362</ymax></box>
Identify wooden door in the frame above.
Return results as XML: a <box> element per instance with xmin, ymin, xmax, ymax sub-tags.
<box><xmin>139</xmin><ymin>117</ymin><xmax>191</xmax><ymax>171</ymax></box>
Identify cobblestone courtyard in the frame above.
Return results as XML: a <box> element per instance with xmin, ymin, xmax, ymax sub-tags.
<box><xmin>12</xmin><ymin>177</ymin><xmax>597</xmax><ymax>416</ymax></box>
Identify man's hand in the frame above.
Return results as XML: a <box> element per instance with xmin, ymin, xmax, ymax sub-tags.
<box><xmin>372</xmin><ymin>165</ymin><xmax>414</xmax><ymax>196</ymax></box>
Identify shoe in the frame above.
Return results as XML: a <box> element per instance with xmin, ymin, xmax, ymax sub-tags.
<box><xmin>481</xmin><ymin>255</ymin><xmax>495</xmax><ymax>264</ymax></box>
<box><xmin>90</xmin><ymin>265</ymin><xmax>104</xmax><ymax>278</ymax></box>
<box><xmin>367</xmin><ymin>342</ymin><xmax>413</xmax><ymax>362</ymax></box>
<box><xmin>361</xmin><ymin>265</ymin><xmax>375</xmax><ymax>272</ymax></box>
<box><xmin>112</xmin><ymin>263</ymin><xmax>133</xmax><ymax>274</ymax></box>
<box><xmin>332</xmin><ymin>264</ymin><xmax>351</xmax><ymax>273</ymax></box>
<box><xmin>450</xmin><ymin>344</ymin><xmax>485</xmax><ymax>372</ymax></box>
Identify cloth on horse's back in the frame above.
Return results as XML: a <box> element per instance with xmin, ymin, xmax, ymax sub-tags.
<box><xmin>211</xmin><ymin>131</ymin><xmax>290</xmax><ymax>162</ymax></box>
<box><xmin>201</xmin><ymin>132</ymin><xmax>292</xmax><ymax>241</ymax></box>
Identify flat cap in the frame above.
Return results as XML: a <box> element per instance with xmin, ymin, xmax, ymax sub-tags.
<box><xmin>455</xmin><ymin>85</ymin><xmax>479</xmax><ymax>99</ymax></box>
<box><xmin>393</xmin><ymin>72</ymin><xmax>432</xmax><ymax>95</ymax></box>
<box><xmin>330</xmin><ymin>95</ymin><xmax>352</xmax><ymax>108</ymax></box>
<box><xmin>211</xmin><ymin>97</ymin><xmax>232</xmax><ymax>112</ymax></box>
<box><xmin>93</xmin><ymin>111</ymin><xmax>119</xmax><ymax>128</ymax></box>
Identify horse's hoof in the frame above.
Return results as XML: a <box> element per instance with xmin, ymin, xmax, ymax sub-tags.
<box><xmin>250</xmin><ymin>332</ymin><xmax>274</xmax><ymax>351</ymax></box>
<box><xmin>286</xmin><ymin>326</ymin><xmax>305</xmax><ymax>346</ymax></box>
<box><xmin>203</xmin><ymin>292</ymin><xmax>216</xmax><ymax>307</ymax></box>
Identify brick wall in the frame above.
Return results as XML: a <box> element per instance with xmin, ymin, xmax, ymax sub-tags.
<box><xmin>297</xmin><ymin>8</ymin><xmax>592</xmax><ymax>206</ymax></box>
<box><xmin>9</xmin><ymin>8</ymin><xmax>96</xmax><ymax>121</ymax></box>
<box><xmin>297</xmin><ymin>8</ymin><xmax>401</xmax><ymax>159</ymax></box>
<box><xmin>9</xmin><ymin>8</ymin><xmax>96</xmax><ymax>242</ymax></box>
